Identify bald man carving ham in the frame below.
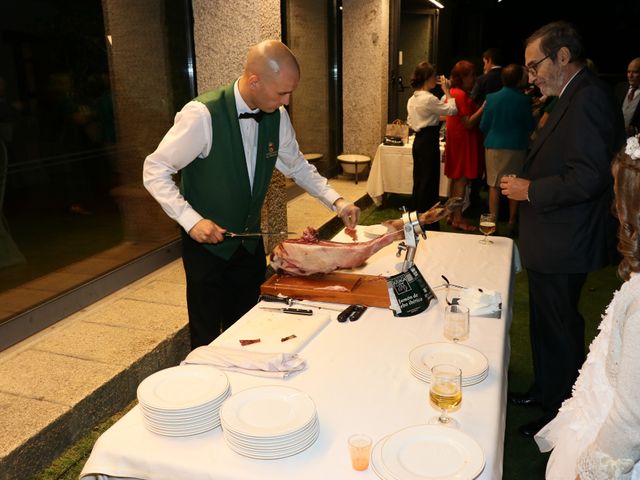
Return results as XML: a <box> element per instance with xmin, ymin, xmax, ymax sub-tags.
<box><xmin>143</xmin><ymin>40</ymin><xmax>360</xmax><ymax>348</ymax></box>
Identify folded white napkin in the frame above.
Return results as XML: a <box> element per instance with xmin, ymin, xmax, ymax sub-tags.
<box><xmin>181</xmin><ymin>345</ymin><xmax>306</xmax><ymax>379</ymax></box>
<box><xmin>457</xmin><ymin>288</ymin><xmax>502</xmax><ymax>316</ymax></box>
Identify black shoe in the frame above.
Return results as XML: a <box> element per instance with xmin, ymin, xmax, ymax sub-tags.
<box><xmin>508</xmin><ymin>391</ymin><xmax>540</xmax><ymax>407</ymax></box>
<box><xmin>518</xmin><ymin>415</ymin><xmax>553</xmax><ymax>437</ymax></box>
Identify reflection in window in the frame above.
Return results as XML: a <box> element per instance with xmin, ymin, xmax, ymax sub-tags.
<box><xmin>0</xmin><ymin>1</ymin><xmax>194</xmax><ymax>333</ymax></box>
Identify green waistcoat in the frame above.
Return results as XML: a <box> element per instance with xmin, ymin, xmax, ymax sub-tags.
<box><xmin>180</xmin><ymin>84</ymin><xmax>280</xmax><ymax>260</ymax></box>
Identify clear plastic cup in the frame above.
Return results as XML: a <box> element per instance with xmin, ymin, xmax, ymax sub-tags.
<box><xmin>444</xmin><ymin>304</ymin><xmax>470</xmax><ymax>342</ymax></box>
<box><xmin>348</xmin><ymin>434</ymin><xmax>372</xmax><ymax>471</ymax></box>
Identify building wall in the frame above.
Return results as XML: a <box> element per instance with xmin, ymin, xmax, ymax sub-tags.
<box><xmin>189</xmin><ymin>0</ymin><xmax>391</xmax><ymax>240</ymax></box>
<box><xmin>342</xmin><ymin>0</ymin><xmax>389</xmax><ymax>161</ymax></box>
<box><xmin>286</xmin><ymin>0</ymin><xmax>331</xmax><ymax>172</ymax></box>
<box><xmin>192</xmin><ymin>0</ymin><xmax>287</xmax><ymax>251</ymax></box>
<box><xmin>192</xmin><ymin>0</ymin><xmax>281</xmax><ymax>91</ymax></box>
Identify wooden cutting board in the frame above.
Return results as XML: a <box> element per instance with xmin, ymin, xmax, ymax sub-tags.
<box><xmin>261</xmin><ymin>272</ymin><xmax>391</xmax><ymax>308</ymax></box>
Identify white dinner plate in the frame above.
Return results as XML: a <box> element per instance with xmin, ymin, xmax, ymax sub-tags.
<box><xmin>224</xmin><ymin>422</ymin><xmax>318</xmax><ymax>453</ymax></box>
<box><xmin>409</xmin><ymin>362</ymin><xmax>487</xmax><ymax>379</ymax></box>
<box><xmin>137</xmin><ymin>365</ymin><xmax>229</xmax><ymax>411</ymax></box>
<box><xmin>225</xmin><ymin>428</ymin><xmax>319</xmax><ymax>459</ymax></box>
<box><xmin>143</xmin><ymin>418</ymin><xmax>221</xmax><ymax>437</ymax></box>
<box><xmin>363</xmin><ymin>224</ymin><xmax>389</xmax><ymax>238</ymax></box>
<box><xmin>371</xmin><ymin>436</ymin><xmax>396</xmax><ymax>480</ymax></box>
<box><xmin>380</xmin><ymin>425</ymin><xmax>485</xmax><ymax>480</ymax></box>
<box><xmin>409</xmin><ymin>343</ymin><xmax>489</xmax><ymax>379</ymax></box>
<box><xmin>144</xmin><ymin>413</ymin><xmax>221</xmax><ymax>428</ymax></box>
<box><xmin>141</xmin><ymin>406</ymin><xmax>221</xmax><ymax>424</ymax></box>
<box><xmin>409</xmin><ymin>364</ymin><xmax>489</xmax><ymax>387</ymax></box>
<box><xmin>140</xmin><ymin>389</ymin><xmax>231</xmax><ymax>420</ymax></box>
<box><xmin>219</xmin><ymin>385</ymin><xmax>317</xmax><ymax>437</ymax></box>
<box><xmin>223</xmin><ymin>416</ymin><xmax>317</xmax><ymax>444</ymax></box>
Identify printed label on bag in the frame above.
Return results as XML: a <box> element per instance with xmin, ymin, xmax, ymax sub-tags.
<box><xmin>386</xmin><ymin>265</ymin><xmax>437</xmax><ymax>317</ymax></box>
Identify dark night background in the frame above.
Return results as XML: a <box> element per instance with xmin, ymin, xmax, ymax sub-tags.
<box><xmin>432</xmin><ymin>0</ymin><xmax>640</xmax><ymax>86</ymax></box>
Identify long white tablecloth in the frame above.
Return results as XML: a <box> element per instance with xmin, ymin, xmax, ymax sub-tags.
<box><xmin>81</xmin><ymin>230</ymin><xmax>516</xmax><ymax>480</ymax></box>
<box><xmin>366</xmin><ymin>140</ymin><xmax>450</xmax><ymax>206</ymax></box>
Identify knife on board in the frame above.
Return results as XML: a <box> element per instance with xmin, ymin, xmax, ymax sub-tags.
<box><xmin>259</xmin><ymin>294</ymin><xmax>344</xmax><ymax>312</ymax></box>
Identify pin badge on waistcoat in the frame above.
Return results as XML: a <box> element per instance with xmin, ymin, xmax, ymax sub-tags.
<box><xmin>266</xmin><ymin>142</ymin><xmax>278</xmax><ymax>159</ymax></box>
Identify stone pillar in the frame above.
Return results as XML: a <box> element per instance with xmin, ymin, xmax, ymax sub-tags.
<box><xmin>286</xmin><ymin>0</ymin><xmax>330</xmax><ymax>172</ymax></box>
<box><xmin>192</xmin><ymin>0</ymin><xmax>286</xmax><ymax>253</ymax></box>
<box><xmin>102</xmin><ymin>0</ymin><xmax>178</xmax><ymax>242</ymax></box>
<box><xmin>342</xmin><ymin>0</ymin><xmax>389</xmax><ymax>161</ymax></box>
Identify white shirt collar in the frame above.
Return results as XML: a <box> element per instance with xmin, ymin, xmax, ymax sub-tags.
<box><xmin>233</xmin><ymin>79</ymin><xmax>260</xmax><ymax>115</ymax></box>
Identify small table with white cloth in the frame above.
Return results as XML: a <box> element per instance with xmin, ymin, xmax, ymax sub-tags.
<box><xmin>366</xmin><ymin>138</ymin><xmax>450</xmax><ymax>206</ymax></box>
<box><xmin>81</xmin><ymin>229</ymin><xmax>518</xmax><ymax>480</ymax></box>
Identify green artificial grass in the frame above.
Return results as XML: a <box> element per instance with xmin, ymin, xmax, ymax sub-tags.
<box><xmin>34</xmin><ymin>192</ymin><xmax>622</xmax><ymax>479</ymax></box>
<box><xmin>32</xmin><ymin>402</ymin><xmax>135</xmax><ymax>480</ymax></box>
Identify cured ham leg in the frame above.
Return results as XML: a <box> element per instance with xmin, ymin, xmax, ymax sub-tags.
<box><xmin>270</xmin><ymin>227</ymin><xmax>397</xmax><ymax>276</ymax></box>
<box><xmin>270</xmin><ymin>198</ymin><xmax>464</xmax><ymax>276</ymax></box>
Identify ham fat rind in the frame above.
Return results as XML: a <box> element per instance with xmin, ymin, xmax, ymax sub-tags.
<box><xmin>270</xmin><ymin>227</ymin><xmax>396</xmax><ymax>276</ymax></box>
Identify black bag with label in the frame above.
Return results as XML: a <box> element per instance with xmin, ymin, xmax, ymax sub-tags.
<box><xmin>383</xmin><ymin>135</ymin><xmax>404</xmax><ymax>146</ymax></box>
<box><xmin>386</xmin><ymin>265</ymin><xmax>437</xmax><ymax>317</ymax></box>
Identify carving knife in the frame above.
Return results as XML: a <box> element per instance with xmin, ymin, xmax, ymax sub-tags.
<box><xmin>225</xmin><ymin>231</ymin><xmax>296</xmax><ymax>238</ymax></box>
<box><xmin>259</xmin><ymin>306</ymin><xmax>314</xmax><ymax>316</ymax></box>
<box><xmin>259</xmin><ymin>294</ymin><xmax>344</xmax><ymax>312</ymax></box>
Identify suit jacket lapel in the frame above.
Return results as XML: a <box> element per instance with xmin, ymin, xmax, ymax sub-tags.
<box><xmin>525</xmin><ymin>68</ymin><xmax>587</xmax><ymax>166</ymax></box>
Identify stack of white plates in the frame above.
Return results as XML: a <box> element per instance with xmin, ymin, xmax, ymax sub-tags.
<box><xmin>137</xmin><ymin>365</ymin><xmax>231</xmax><ymax>437</ymax></box>
<box><xmin>371</xmin><ymin>425</ymin><xmax>485</xmax><ymax>479</ymax></box>
<box><xmin>219</xmin><ymin>385</ymin><xmax>319</xmax><ymax>459</ymax></box>
<box><xmin>409</xmin><ymin>342</ymin><xmax>489</xmax><ymax>386</ymax></box>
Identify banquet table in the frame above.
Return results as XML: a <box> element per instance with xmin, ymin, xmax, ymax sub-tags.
<box><xmin>366</xmin><ymin>139</ymin><xmax>449</xmax><ymax>206</ymax></box>
<box><xmin>81</xmin><ymin>229</ymin><xmax>517</xmax><ymax>480</ymax></box>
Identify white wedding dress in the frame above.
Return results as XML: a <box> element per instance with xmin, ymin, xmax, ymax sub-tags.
<box><xmin>535</xmin><ymin>273</ymin><xmax>640</xmax><ymax>480</ymax></box>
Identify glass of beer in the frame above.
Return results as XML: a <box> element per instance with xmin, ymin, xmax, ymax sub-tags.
<box><xmin>479</xmin><ymin>213</ymin><xmax>496</xmax><ymax>244</ymax></box>
<box><xmin>428</xmin><ymin>364</ymin><xmax>462</xmax><ymax>428</ymax></box>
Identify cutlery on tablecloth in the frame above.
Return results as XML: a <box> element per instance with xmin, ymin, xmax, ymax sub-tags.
<box><xmin>259</xmin><ymin>306</ymin><xmax>314</xmax><ymax>316</ymax></box>
<box><xmin>259</xmin><ymin>294</ymin><xmax>344</xmax><ymax>312</ymax></box>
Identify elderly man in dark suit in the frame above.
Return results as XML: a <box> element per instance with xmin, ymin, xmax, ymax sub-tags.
<box><xmin>501</xmin><ymin>22</ymin><xmax>625</xmax><ymax>437</ymax></box>
<box><xmin>615</xmin><ymin>57</ymin><xmax>640</xmax><ymax>137</ymax></box>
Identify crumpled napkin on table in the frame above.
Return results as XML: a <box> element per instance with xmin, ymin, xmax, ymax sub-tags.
<box><xmin>457</xmin><ymin>288</ymin><xmax>502</xmax><ymax>316</ymax></box>
<box><xmin>181</xmin><ymin>345</ymin><xmax>306</xmax><ymax>379</ymax></box>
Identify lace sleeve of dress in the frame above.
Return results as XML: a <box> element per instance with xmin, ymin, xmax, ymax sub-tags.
<box><xmin>576</xmin><ymin>443</ymin><xmax>635</xmax><ymax>479</ymax></box>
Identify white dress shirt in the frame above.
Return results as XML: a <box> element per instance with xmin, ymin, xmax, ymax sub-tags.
<box><xmin>143</xmin><ymin>80</ymin><xmax>341</xmax><ymax>233</ymax></box>
<box><xmin>406</xmin><ymin>90</ymin><xmax>457</xmax><ymax>131</ymax></box>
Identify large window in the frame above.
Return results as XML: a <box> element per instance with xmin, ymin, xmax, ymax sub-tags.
<box><xmin>0</xmin><ymin>0</ymin><xmax>195</xmax><ymax>350</ymax></box>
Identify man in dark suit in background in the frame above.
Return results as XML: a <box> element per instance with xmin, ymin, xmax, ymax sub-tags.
<box><xmin>471</xmin><ymin>48</ymin><xmax>503</xmax><ymax>105</ymax></box>
<box><xmin>501</xmin><ymin>22</ymin><xmax>625</xmax><ymax>437</ymax></box>
<box><xmin>615</xmin><ymin>57</ymin><xmax>640</xmax><ymax>137</ymax></box>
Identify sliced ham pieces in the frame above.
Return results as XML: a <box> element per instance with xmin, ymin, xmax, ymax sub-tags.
<box><xmin>270</xmin><ymin>227</ymin><xmax>396</xmax><ymax>276</ymax></box>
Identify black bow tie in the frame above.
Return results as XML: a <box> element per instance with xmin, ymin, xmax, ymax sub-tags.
<box><xmin>238</xmin><ymin>111</ymin><xmax>264</xmax><ymax>123</ymax></box>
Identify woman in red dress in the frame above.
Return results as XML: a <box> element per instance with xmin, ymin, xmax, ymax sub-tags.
<box><xmin>445</xmin><ymin>60</ymin><xmax>485</xmax><ymax>230</ymax></box>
